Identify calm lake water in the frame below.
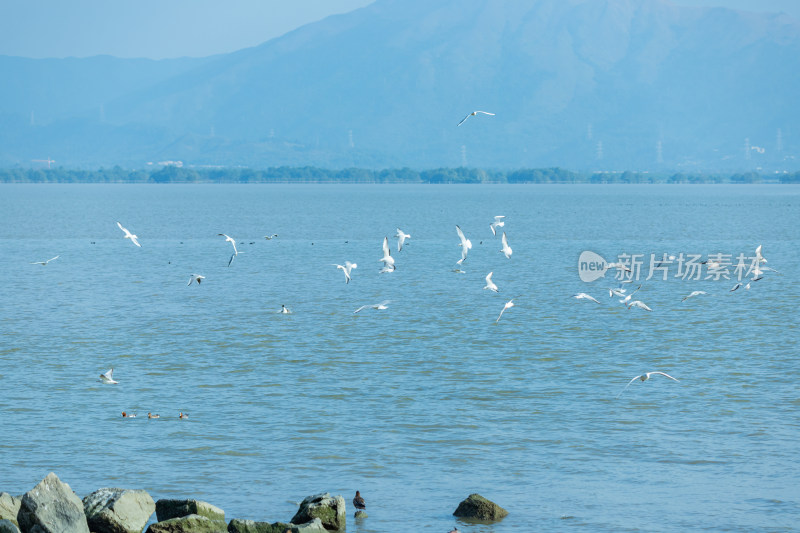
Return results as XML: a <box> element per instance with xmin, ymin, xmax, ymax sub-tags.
<box><xmin>1</xmin><ymin>184</ymin><xmax>798</xmax><ymax>532</ymax></box>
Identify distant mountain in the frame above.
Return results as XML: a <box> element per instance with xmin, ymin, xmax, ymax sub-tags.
<box><xmin>2</xmin><ymin>0</ymin><xmax>799</xmax><ymax>171</ymax></box>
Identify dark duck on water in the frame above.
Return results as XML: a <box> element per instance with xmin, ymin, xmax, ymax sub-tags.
<box><xmin>353</xmin><ymin>491</ymin><xmax>366</xmax><ymax>513</ymax></box>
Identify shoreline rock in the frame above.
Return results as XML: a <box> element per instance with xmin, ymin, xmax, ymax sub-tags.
<box><xmin>18</xmin><ymin>472</ymin><xmax>90</xmax><ymax>533</ymax></box>
<box><xmin>0</xmin><ymin>493</ymin><xmax>21</xmax><ymax>527</ymax></box>
<box><xmin>290</xmin><ymin>494</ymin><xmax>345</xmax><ymax>532</ymax></box>
<box><xmin>83</xmin><ymin>487</ymin><xmax>156</xmax><ymax>533</ymax></box>
<box><xmin>0</xmin><ymin>519</ymin><xmax>21</xmax><ymax>533</ymax></box>
<box><xmin>145</xmin><ymin>514</ymin><xmax>226</xmax><ymax>533</ymax></box>
<box><xmin>156</xmin><ymin>500</ymin><xmax>225</xmax><ymax>523</ymax></box>
<box><xmin>453</xmin><ymin>493</ymin><xmax>508</xmax><ymax>522</ymax></box>
<box><xmin>227</xmin><ymin>518</ymin><xmax>326</xmax><ymax>533</ymax></box>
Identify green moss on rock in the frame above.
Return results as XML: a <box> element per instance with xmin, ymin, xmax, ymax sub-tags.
<box><xmin>453</xmin><ymin>493</ymin><xmax>508</xmax><ymax>521</ymax></box>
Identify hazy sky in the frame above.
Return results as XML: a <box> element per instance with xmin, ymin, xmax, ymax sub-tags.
<box><xmin>0</xmin><ymin>0</ymin><xmax>797</xmax><ymax>59</ymax></box>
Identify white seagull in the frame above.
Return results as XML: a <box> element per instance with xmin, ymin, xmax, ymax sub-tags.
<box><xmin>100</xmin><ymin>369</ymin><xmax>118</xmax><ymax>384</ymax></box>
<box><xmin>188</xmin><ymin>274</ymin><xmax>205</xmax><ymax>286</ymax></box>
<box><xmin>354</xmin><ymin>300</ymin><xmax>391</xmax><ymax>313</ymax></box>
<box><xmin>455</xmin><ymin>225</ymin><xmax>472</xmax><ymax>264</ymax></box>
<box><xmin>618</xmin><ymin>284</ymin><xmax>642</xmax><ymax>306</ymax></box>
<box><xmin>496</xmin><ymin>298</ymin><xmax>515</xmax><ymax>323</ymax></box>
<box><xmin>333</xmin><ymin>261</ymin><xmax>358</xmax><ymax>283</ymax></box>
<box><xmin>573</xmin><ymin>293</ymin><xmax>601</xmax><ymax>304</ymax></box>
<box><xmin>395</xmin><ymin>228</ymin><xmax>411</xmax><ymax>252</ymax></box>
<box><xmin>484</xmin><ymin>272</ymin><xmax>499</xmax><ymax>292</ymax></box>
<box><xmin>457</xmin><ymin>110</ymin><xmax>495</xmax><ymax>127</ymax></box>
<box><xmin>264</xmin><ymin>234</ymin><xmax>278</xmax><ymax>240</ymax></box>
<box><xmin>30</xmin><ymin>255</ymin><xmax>60</xmax><ymax>266</ymax></box>
<box><xmin>681</xmin><ymin>290</ymin><xmax>707</xmax><ymax>302</ymax></box>
<box><xmin>280</xmin><ymin>304</ymin><xmax>292</xmax><ymax>314</ymax></box>
<box><xmin>616</xmin><ymin>371</ymin><xmax>680</xmax><ymax>398</ymax></box>
<box><xmin>218</xmin><ymin>233</ymin><xmax>238</xmax><ymax>266</ymax></box>
<box><xmin>608</xmin><ymin>287</ymin><xmax>627</xmax><ymax>298</ymax></box>
<box><xmin>116</xmin><ymin>222</ymin><xmax>141</xmax><ymax>247</ymax></box>
<box><xmin>755</xmin><ymin>244</ymin><xmax>766</xmax><ymax>264</ymax></box>
<box><xmin>500</xmin><ymin>231</ymin><xmax>512</xmax><ymax>259</ymax></box>
<box><xmin>489</xmin><ymin>215</ymin><xmax>505</xmax><ymax>236</ymax></box>
<box><xmin>379</xmin><ymin>237</ymin><xmax>395</xmax><ymax>272</ymax></box>
<box><xmin>626</xmin><ymin>300</ymin><xmax>652</xmax><ymax>311</ymax></box>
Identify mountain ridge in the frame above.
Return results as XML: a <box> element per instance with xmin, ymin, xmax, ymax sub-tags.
<box><xmin>2</xmin><ymin>0</ymin><xmax>798</xmax><ymax>171</ymax></box>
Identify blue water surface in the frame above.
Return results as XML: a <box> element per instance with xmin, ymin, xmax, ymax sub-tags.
<box><xmin>1</xmin><ymin>184</ymin><xmax>798</xmax><ymax>532</ymax></box>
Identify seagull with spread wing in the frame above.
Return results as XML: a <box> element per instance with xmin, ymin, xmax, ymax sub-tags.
<box><xmin>456</xmin><ymin>225</ymin><xmax>472</xmax><ymax>265</ymax></box>
<box><xmin>458</xmin><ymin>110</ymin><xmax>495</xmax><ymax>126</ymax></box>
<box><xmin>30</xmin><ymin>255</ymin><xmax>59</xmax><ymax>266</ymax></box>
<box><xmin>379</xmin><ymin>237</ymin><xmax>395</xmax><ymax>272</ymax></box>
<box><xmin>484</xmin><ymin>272</ymin><xmax>499</xmax><ymax>293</ymax></box>
<box><xmin>333</xmin><ymin>261</ymin><xmax>358</xmax><ymax>283</ymax></box>
<box><xmin>395</xmin><ymin>228</ymin><xmax>411</xmax><ymax>252</ymax></box>
<box><xmin>616</xmin><ymin>371</ymin><xmax>679</xmax><ymax>398</ymax></box>
<box><xmin>116</xmin><ymin>222</ymin><xmax>141</xmax><ymax>247</ymax></box>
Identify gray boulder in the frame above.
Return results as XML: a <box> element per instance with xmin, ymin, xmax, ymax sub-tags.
<box><xmin>83</xmin><ymin>488</ymin><xmax>155</xmax><ymax>533</ymax></box>
<box><xmin>17</xmin><ymin>472</ymin><xmax>90</xmax><ymax>533</ymax></box>
<box><xmin>290</xmin><ymin>519</ymin><xmax>327</xmax><ymax>533</ymax></box>
<box><xmin>452</xmin><ymin>493</ymin><xmax>508</xmax><ymax>521</ymax></box>
<box><xmin>290</xmin><ymin>494</ymin><xmax>345</xmax><ymax>532</ymax></box>
<box><xmin>0</xmin><ymin>493</ymin><xmax>21</xmax><ymax>526</ymax></box>
<box><xmin>155</xmin><ymin>500</ymin><xmax>224</xmax><ymax>523</ymax></box>
<box><xmin>227</xmin><ymin>518</ymin><xmax>325</xmax><ymax>533</ymax></box>
<box><xmin>145</xmin><ymin>514</ymin><xmax>226</xmax><ymax>533</ymax></box>
<box><xmin>0</xmin><ymin>519</ymin><xmax>21</xmax><ymax>533</ymax></box>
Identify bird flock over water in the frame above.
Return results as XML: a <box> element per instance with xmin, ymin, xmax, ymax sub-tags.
<box><xmin>30</xmin><ymin>214</ymin><xmax>777</xmax><ymax>402</ymax></box>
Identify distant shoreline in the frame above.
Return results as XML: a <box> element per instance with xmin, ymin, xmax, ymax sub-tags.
<box><xmin>1</xmin><ymin>166</ymin><xmax>798</xmax><ymax>185</ymax></box>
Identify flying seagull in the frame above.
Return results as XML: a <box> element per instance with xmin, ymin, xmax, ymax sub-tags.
<box><xmin>455</xmin><ymin>225</ymin><xmax>472</xmax><ymax>264</ymax></box>
<box><xmin>264</xmin><ymin>234</ymin><xmax>278</xmax><ymax>240</ymax></box>
<box><xmin>188</xmin><ymin>274</ymin><xmax>205</xmax><ymax>286</ymax></box>
<box><xmin>681</xmin><ymin>290</ymin><xmax>707</xmax><ymax>302</ymax></box>
<box><xmin>496</xmin><ymin>298</ymin><xmax>515</xmax><ymax>323</ymax></box>
<box><xmin>395</xmin><ymin>228</ymin><xmax>411</xmax><ymax>252</ymax></box>
<box><xmin>626</xmin><ymin>300</ymin><xmax>652</xmax><ymax>311</ymax></box>
<box><xmin>379</xmin><ymin>236</ymin><xmax>395</xmax><ymax>272</ymax></box>
<box><xmin>489</xmin><ymin>215</ymin><xmax>505</xmax><ymax>236</ymax></box>
<box><xmin>484</xmin><ymin>271</ymin><xmax>499</xmax><ymax>293</ymax></box>
<box><xmin>354</xmin><ymin>300</ymin><xmax>391</xmax><ymax>313</ymax></box>
<box><xmin>616</xmin><ymin>371</ymin><xmax>680</xmax><ymax>398</ymax></box>
<box><xmin>100</xmin><ymin>368</ymin><xmax>118</xmax><ymax>384</ymax></box>
<box><xmin>755</xmin><ymin>244</ymin><xmax>766</xmax><ymax>264</ymax></box>
<box><xmin>116</xmin><ymin>222</ymin><xmax>141</xmax><ymax>247</ymax></box>
<box><xmin>30</xmin><ymin>255</ymin><xmax>59</xmax><ymax>266</ymax></box>
<box><xmin>218</xmin><ymin>233</ymin><xmax>238</xmax><ymax>266</ymax></box>
<box><xmin>500</xmin><ymin>231</ymin><xmax>512</xmax><ymax>259</ymax></box>
<box><xmin>457</xmin><ymin>110</ymin><xmax>495</xmax><ymax>126</ymax></box>
<box><xmin>333</xmin><ymin>261</ymin><xmax>358</xmax><ymax>283</ymax></box>
<box><xmin>573</xmin><ymin>293</ymin><xmax>601</xmax><ymax>304</ymax></box>
<box><xmin>618</xmin><ymin>284</ymin><xmax>643</xmax><ymax>306</ymax></box>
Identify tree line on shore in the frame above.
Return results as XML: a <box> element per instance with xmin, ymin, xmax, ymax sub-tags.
<box><xmin>1</xmin><ymin>166</ymin><xmax>798</xmax><ymax>184</ymax></box>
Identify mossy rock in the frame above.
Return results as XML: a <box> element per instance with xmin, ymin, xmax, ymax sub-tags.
<box><xmin>227</xmin><ymin>518</ymin><xmax>325</xmax><ymax>533</ymax></box>
<box><xmin>453</xmin><ymin>493</ymin><xmax>508</xmax><ymax>521</ymax></box>
<box><xmin>0</xmin><ymin>494</ymin><xmax>20</xmax><ymax>527</ymax></box>
<box><xmin>156</xmin><ymin>500</ymin><xmax>225</xmax><ymax>522</ymax></box>
<box><xmin>290</xmin><ymin>494</ymin><xmax>345</xmax><ymax>532</ymax></box>
<box><xmin>146</xmin><ymin>514</ymin><xmax>226</xmax><ymax>533</ymax></box>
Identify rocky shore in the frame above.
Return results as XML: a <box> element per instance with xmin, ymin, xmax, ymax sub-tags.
<box><xmin>1</xmin><ymin>473</ymin><xmax>507</xmax><ymax>533</ymax></box>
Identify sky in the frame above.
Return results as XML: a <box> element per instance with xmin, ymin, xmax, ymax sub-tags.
<box><xmin>0</xmin><ymin>0</ymin><xmax>798</xmax><ymax>59</ymax></box>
